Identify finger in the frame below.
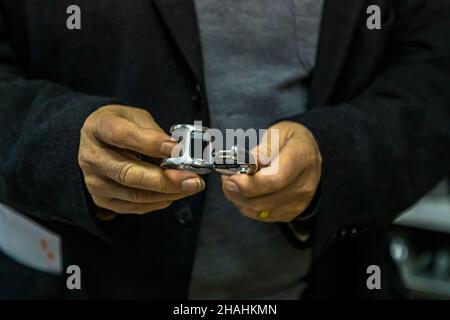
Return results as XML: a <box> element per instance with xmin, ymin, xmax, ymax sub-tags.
<box><xmin>222</xmin><ymin>178</ymin><xmax>296</xmax><ymax>212</ymax></box>
<box><xmin>84</xmin><ymin>176</ymin><xmax>202</xmax><ymax>203</ymax></box>
<box><xmin>82</xmin><ymin>147</ymin><xmax>204</xmax><ymax>193</ymax></box>
<box><xmin>223</xmin><ymin>179</ymin><xmax>312</xmax><ymax>217</ymax></box>
<box><xmin>92</xmin><ymin>196</ymin><xmax>173</xmax><ymax>215</ymax></box>
<box><xmin>223</xmin><ymin>138</ymin><xmax>305</xmax><ymax>197</ymax></box>
<box><xmin>93</xmin><ymin>111</ymin><xmax>175</xmax><ymax>158</ymax></box>
<box><xmin>250</xmin><ymin>127</ymin><xmax>280</xmax><ymax>167</ymax></box>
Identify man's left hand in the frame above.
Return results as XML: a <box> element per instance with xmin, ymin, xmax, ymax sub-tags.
<box><xmin>222</xmin><ymin>121</ymin><xmax>322</xmax><ymax>222</ymax></box>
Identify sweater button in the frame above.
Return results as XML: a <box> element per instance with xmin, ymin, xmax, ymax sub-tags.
<box><xmin>192</xmin><ymin>93</ymin><xmax>201</xmax><ymax>104</ymax></box>
<box><xmin>192</xmin><ymin>84</ymin><xmax>203</xmax><ymax>106</ymax></box>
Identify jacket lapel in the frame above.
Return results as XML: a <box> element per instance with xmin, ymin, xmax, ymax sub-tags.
<box><xmin>152</xmin><ymin>0</ymin><xmax>364</xmax><ymax>107</ymax></box>
<box><xmin>152</xmin><ymin>0</ymin><xmax>204</xmax><ymax>83</ymax></box>
<box><xmin>309</xmin><ymin>0</ymin><xmax>365</xmax><ymax>108</ymax></box>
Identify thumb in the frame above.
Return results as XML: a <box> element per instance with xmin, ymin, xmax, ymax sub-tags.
<box><xmin>251</xmin><ymin>126</ymin><xmax>282</xmax><ymax>168</ymax></box>
<box><xmin>93</xmin><ymin>106</ymin><xmax>176</xmax><ymax>158</ymax></box>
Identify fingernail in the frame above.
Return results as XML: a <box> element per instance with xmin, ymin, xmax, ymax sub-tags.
<box><xmin>225</xmin><ymin>181</ymin><xmax>239</xmax><ymax>193</ymax></box>
<box><xmin>160</xmin><ymin>141</ymin><xmax>176</xmax><ymax>156</ymax></box>
<box><xmin>259</xmin><ymin>153</ymin><xmax>271</xmax><ymax>166</ymax></box>
<box><xmin>182</xmin><ymin>178</ymin><xmax>203</xmax><ymax>192</ymax></box>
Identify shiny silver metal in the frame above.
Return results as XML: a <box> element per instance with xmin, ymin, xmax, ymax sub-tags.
<box><xmin>161</xmin><ymin>124</ymin><xmax>258</xmax><ymax>176</ymax></box>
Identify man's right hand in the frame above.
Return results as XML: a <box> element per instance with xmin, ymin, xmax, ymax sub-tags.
<box><xmin>78</xmin><ymin>105</ymin><xmax>205</xmax><ymax>215</ymax></box>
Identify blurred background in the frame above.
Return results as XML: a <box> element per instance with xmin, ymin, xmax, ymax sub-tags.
<box><xmin>390</xmin><ymin>177</ymin><xmax>450</xmax><ymax>299</ymax></box>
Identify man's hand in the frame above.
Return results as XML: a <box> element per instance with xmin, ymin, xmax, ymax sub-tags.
<box><xmin>222</xmin><ymin>121</ymin><xmax>322</xmax><ymax>222</ymax></box>
<box><xmin>78</xmin><ymin>105</ymin><xmax>205</xmax><ymax>215</ymax></box>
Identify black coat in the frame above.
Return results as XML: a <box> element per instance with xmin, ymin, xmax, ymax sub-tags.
<box><xmin>0</xmin><ymin>0</ymin><xmax>449</xmax><ymax>299</ymax></box>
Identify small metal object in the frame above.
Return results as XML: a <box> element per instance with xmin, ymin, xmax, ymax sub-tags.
<box><xmin>258</xmin><ymin>210</ymin><xmax>270</xmax><ymax>220</ymax></box>
<box><xmin>161</xmin><ymin>124</ymin><xmax>258</xmax><ymax>176</ymax></box>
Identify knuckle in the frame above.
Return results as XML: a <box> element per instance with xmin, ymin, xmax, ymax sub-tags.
<box><xmin>142</xmin><ymin>191</ymin><xmax>155</xmax><ymax>202</ymax></box>
<box><xmin>84</xmin><ymin>176</ymin><xmax>100</xmax><ymax>192</ymax></box>
<box><xmin>117</xmin><ymin>163</ymin><xmax>143</xmax><ymax>186</ymax></box>
<box><xmin>133</xmin><ymin>170</ymin><xmax>146</xmax><ymax>187</ymax></box>
<box><xmin>315</xmin><ymin>153</ymin><xmax>323</xmax><ymax>166</ymax></box>
<box><xmin>305</xmin><ymin>188</ymin><xmax>315</xmax><ymax>198</ymax></box>
<box><xmin>81</xmin><ymin>116</ymin><xmax>95</xmax><ymax>135</ymax></box>
<box><xmin>93</xmin><ymin>112</ymin><xmax>111</xmax><ymax>135</ymax></box>
<box><xmin>78</xmin><ymin>150</ymin><xmax>93</xmax><ymax>170</ymax></box>
<box><xmin>109</xmin><ymin>123</ymin><xmax>129</xmax><ymax>145</ymax></box>
<box><xmin>80</xmin><ymin>123</ymin><xmax>88</xmax><ymax>136</ymax></box>
<box><xmin>127</xmin><ymin>189</ymin><xmax>141</xmax><ymax>202</ymax></box>
<box><xmin>137</xmin><ymin>108</ymin><xmax>153</xmax><ymax>119</ymax></box>
<box><xmin>92</xmin><ymin>196</ymin><xmax>106</xmax><ymax>208</ymax></box>
<box><xmin>91</xmin><ymin>196</ymin><xmax>101</xmax><ymax>206</ymax></box>
<box><xmin>157</xmin><ymin>174</ymin><xmax>169</xmax><ymax>192</ymax></box>
<box><xmin>115</xmin><ymin>162</ymin><xmax>130</xmax><ymax>183</ymax></box>
<box><xmin>301</xmin><ymin>184</ymin><xmax>316</xmax><ymax>198</ymax></box>
<box><xmin>294</xmin><ymin>203</ymin><xmax>307</xmax><ymax>215</ymax></box>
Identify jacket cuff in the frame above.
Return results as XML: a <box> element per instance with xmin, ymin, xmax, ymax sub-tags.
<box><xmin>28</xmin><ymin>93</ymin><xmax>120</xmax><ymax>238</ymax></box>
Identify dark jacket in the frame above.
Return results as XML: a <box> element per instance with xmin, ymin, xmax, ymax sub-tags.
<box><xmin>0</xmin><ymin>0</ymin><xmax>449</xmax><ymax>299</ymax></box>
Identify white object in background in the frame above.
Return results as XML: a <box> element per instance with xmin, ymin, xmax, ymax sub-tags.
<box><xmin>394</xmin><ymin>180</ymin><xmax>450</xmax><ymax>234</ymax></box>
<box><xmin>394</xmin><ymin>198</ymin><xmax>450</xmax><ymax>233</ymax></box>
<box><xmin>0</xmin><ymin>203</ymin><xmax>62</xmax><ymax>274</ymax></box>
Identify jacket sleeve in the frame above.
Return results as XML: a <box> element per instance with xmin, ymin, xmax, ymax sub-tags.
<box><xmin>0</xmin><ymin>8</ymin><xmax>117</xmax><ymax>236</ymax></box>
<box><xmin>287</xmin><ymin>0</ymin><xmax>450</xmax><ymax>255</ymax></box>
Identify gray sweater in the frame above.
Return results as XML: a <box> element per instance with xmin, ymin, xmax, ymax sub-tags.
<box><xmin>189</xmin><ymin>0</ymin><xmax>324</xmax><ymax>299</ymax></box>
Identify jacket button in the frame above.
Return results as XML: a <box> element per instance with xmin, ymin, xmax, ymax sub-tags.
<box><xmin>192</xmin><ymin>89</ymin><xmax>203</xmax><ymax>106</ymax></box>
<box><xmin>176</xmin><ymin>205</ymin><xmax>195</xmax><ymax>226</ymax></box>
<box><xmin>192</xmin><ymin>84</ymin><xmax>203</xmax><ymax>106</ymax></box>
<box><xmin>192</xmin><ymin>93</ymin><xmax>201</xmax><ymax>104</ymax></box>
